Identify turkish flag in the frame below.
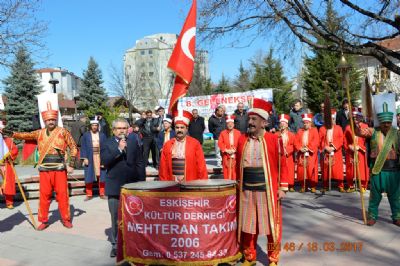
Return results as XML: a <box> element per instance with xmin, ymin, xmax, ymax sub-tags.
<box><xmin>167</xmin><ymin>0</ymin><xmax>196</xmax><ymax>113</ymax></box>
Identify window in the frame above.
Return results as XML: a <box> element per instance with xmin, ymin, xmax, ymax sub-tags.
<box><xmin>141</xmin><ymin>62</ymin><xmax>145</xmax><ymax>67</ymax></box>
<box><xmin>149</xmin><ymin>62</ymin><xmax>154</xmax><ymax>67</ymax></box>
<box><xmin>140</xmin><ymin>50</ymin><xmax>145</xmax><ymax>55</ymax></box>
<box><xmin>149</xmin><ymin>72</ymin><xmax>154</xmax><ymax>77</ymax></box>
<box><xmin>380</xmin><ymin>67</ymin><xmax>390</xmax><ymax>80</ymax></box>
<box><xmin>148</xmin><ymin>50</ymin><xmax>153</xmax><ymax>55</ymax></box>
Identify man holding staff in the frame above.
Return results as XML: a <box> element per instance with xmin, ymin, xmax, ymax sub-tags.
<box><xmin>275</xmin><ymin>114</ymin><xmax>295</xmax><ymax>192</ymax></box>
<box><xmin>355</xmin><ymin>101</ymin><xmax>400</xmax><ymax>226</ymax></box>
<box><xmin>218</xmin><ymin>114</ymin><xmax>241</xmax><ymax>180</ymax></box>
<box><xmin>344</xmin><ymin>107</ymin><xmax>369</xmax><ymax>193</ymax></box>
<box><xmin>294</xmin><ymin>113</ymin><xmax>319</xmax><ymax>193</ymax></box>
<box><xmin>236</xmin><ymin>98</ymin><xmax>288</xmax><ymax>266</ymax></box>
<box><xmin>319</xmin><ymin>109</ymin><xmax>344</xmax><ymax>192</ymax></box>
<box><xmin>0</xmin><ymin>121</ymin><xmax>19</xmax><ymax>209</ymax></box>
<box><xmin>1</xmin><ymin>102</ymin><xmax>77</xmax><ymax>230</ymax></box>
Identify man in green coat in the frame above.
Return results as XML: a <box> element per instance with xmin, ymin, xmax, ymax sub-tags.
<box><xmin>356</xmin><ymin>102</ymin><xmax>400</xmax><ymax>226</ymax></box>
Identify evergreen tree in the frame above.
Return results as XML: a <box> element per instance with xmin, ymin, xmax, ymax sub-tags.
<box><xmin>78</xmin><ymin>57</ymin><xmax>108</xmax><ymax>113</ymax></box>
<box><xmin>203</xmin><ymin>78</ymin><xmax>213</xmax><ymax>95</ymax></box>
<box><xmin>250</xmin><ymin>49</ymin><xmax>293</xmax><ymax>114</ymax></box>
<box><xmin>215</xmin><ymin>73</ymin><xmax>231</xmax><ymax>93</ymax></box>
<box><xmin>188</xmin><ymin>62</ymin><xmax>212</xmax><ymax>96</ymax></box>
<box><xmin>302</xmin><ymin>2</ymin><xmax>361</xmax><ymax>113</ymax></box>
<box><xmin>2</xmin><ymin>46</ymin><xmax>42</xmax><ymax>131</ymax></box>
<box><xmin>233</xmin><ymin>61</ymin><xmax>251</xmax><ymax>92</ymax></box>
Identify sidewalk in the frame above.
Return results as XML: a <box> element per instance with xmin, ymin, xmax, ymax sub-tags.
<box><xmin>1</xmin><ymin>187</ymin><xmax>399</xmax><ymax>266</ymax></box>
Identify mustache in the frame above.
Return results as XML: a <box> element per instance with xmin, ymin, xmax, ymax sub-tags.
<box><xmin>248</xmin><ymin>125</ymin><xmax>256</xmax><ymax>128</ymax></box>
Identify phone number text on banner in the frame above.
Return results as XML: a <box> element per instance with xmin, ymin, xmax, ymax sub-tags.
<box><xmin>119</xmin><ymin>189</ymin><xmax>240</xmax><ymax>265</ymax></box>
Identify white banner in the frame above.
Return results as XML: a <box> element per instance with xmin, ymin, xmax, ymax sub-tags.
<box><xmin>159</xmin><ymin>89</ymin><xmax>274</xmax><ymax>118</ymax></box>
<box><xmin>0</xmin><ymin>94</ymin><xmax>5</xmax><ymax>110</ymax></box>
<box><xmin>37</xmin><ymin>92</ymin><xmax>63</xmax><ymax>128</ymax></box>
<box><xmin>373</xmin><ymin>93</ymin><xmax>397</xmax><ymax>127</ymax></box>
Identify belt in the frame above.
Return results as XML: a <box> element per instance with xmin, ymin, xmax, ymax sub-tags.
<box><xmin>372</xmin><ymin>159</ymin><xmax>400</xmax><ymax>172</ymax></box>
<box><xmin>42</xmin><ymin>155</ymin><xmax>64</xmax><ymax>164</ymax></box>
<box><xmin>39</xmin><ymin>155</ymin><xmax>65</xmax><ymax>172</ymax></box>
<box><xmin>243</xmin><ymin>167</ymin><xmax>265</xmax><ymax>191</ymax></box>
<box><xmin>172</xmin><ymin>158</ymin><xmax>185</xmax><ymax>176</ymax></box>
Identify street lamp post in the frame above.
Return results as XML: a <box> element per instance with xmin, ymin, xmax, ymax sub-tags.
<box><xmin>49</xmin><ymin>79</ymin><xmax>59</xmax><ymax>94</ymax></box>
<box><xmin>336</xmin><ymin>54</ymin><xmax>367</xmax><ymax>225</ymax></box>
<box><xmin>73</xmin><ymin>95</ymin><xmax>80</xmax><ymax>121</ymax></box>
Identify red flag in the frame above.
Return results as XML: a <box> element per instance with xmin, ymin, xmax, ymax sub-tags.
<box><xmin>167</xmin><ymin>0</ymin><xmax>196</xmax><ymax>113</ymax></box>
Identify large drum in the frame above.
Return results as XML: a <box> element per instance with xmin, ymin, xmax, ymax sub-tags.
<box><xmin>118</xmin><ymin>179</ymin><xmax>240</xmax><ymax>265</ymax></box>
<box><xmin>179</xmin><ymin>179</ymin><xmax>237</xmax><ymax>192</ymax></box>
<box><xmin>122</xmin><ymin>180</ymin><xmax>179</xmax><ymax>192</ymax></box>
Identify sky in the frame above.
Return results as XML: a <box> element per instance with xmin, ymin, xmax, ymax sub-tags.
<box><xmin>0</xmin><ymin>0</ymin><xmax>303</xmax><ymax>94</ymax></box>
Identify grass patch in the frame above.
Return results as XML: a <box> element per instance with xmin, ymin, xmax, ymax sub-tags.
<box><xmin>202</xmin><ymin>139</ymin><xmax>215</xmax><ymax>156</ymax></box>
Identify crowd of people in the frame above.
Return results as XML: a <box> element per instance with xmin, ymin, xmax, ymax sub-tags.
<box><xmin>0</xmin><ymin>96</ymin><xmax>399</xmax><ymax>266</ymax></box>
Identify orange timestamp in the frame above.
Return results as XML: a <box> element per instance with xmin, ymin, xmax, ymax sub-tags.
<box><xmin>267</xmin><ymin>241</ymin><xmax>363</xmax><ymax>253</ymax></box>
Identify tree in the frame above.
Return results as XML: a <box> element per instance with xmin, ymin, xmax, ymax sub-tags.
<box><xmin>215</xmin><ymin>73</ymin><xmax>231</xmax><ymax>93</ymax></box>
<box><xmin>189</xmin><ymin>62</ymin><xmax>205</xmax><ymax>96</ymax></box>
<box><xmin>2</xmin><ymin>46</ymin><xmax>42</xmax><ymax>131</ymax></box>
<box><xmin>302</xmin><ymin>2</ymin><xmax>362</xmax><ymax>113</ymax></box>
<box><xmin>233</xmin><ymin>61</ymin><xmax>251</xmax><ymax>92</ymax></box>
<box><xmin>78</xmin><ymin>57</ymin><xmax>108</xmax><ymax>115</ymax></box>
<box><xmin>0</xmin><ymin>0</ymin><xmax>47</xmax><ymax>66</ymax></box>
<box><xmin>108</xmin><ymin>63</ymin><xmax>138</xmax><ymax>122</ymax></box>
<box><xmin>199</xmin><ymin>1</ymin><xmax>400</xmax><ymax>75</ymax></box>
<box><xmin>250</xmin><ymin>49</ymin><xmax>294</xmax><ymax>114</ymax></box>
<box><xmin>188</xmin><ymin>62</ymin><xmax>213</xmax><ymax>96</ymax></box>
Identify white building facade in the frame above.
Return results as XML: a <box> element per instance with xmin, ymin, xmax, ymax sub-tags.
<box><xmin>124</xmin><ymin>33</ymin><xmax>210</xmax><ymax>110</ymax></box>
<box><xmin>36</xmin><ymin>68</ymin><xmax>81</xmax><ymax>100</ymax></box>
<box><xmin>356</xmin><ymin>37</ymin><xmax>400</xmax><ymax>95</ymax></box>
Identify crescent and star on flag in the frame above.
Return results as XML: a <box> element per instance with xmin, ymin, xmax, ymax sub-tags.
<box><xmin>167</xmin><ymin>0</ymin><xmax>197</xmax><ymax>114</ymax></box>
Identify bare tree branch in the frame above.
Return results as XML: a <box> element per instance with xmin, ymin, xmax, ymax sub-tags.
<box><xmin>339</xmin><ymin>0</ymin><xmax>398</xmax><ymax>29</ymax></box>
<box><xmin>0</xmin><ymin>0</ymin><xmax>47</xmax><ymax>67</ymax></box>
<box><xmin>199</xmin><ymin>0</ymin><xmax>400</xmax><ymax>75</ymax></box>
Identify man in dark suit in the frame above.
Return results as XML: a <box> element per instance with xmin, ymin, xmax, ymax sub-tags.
<box><xmin>336</xmin><ymin>99</ymin><xmax>350</xmax><ymax>131</ymax></box>
<box><xmin>189</xmin><ymin>109</ymin><xmax>205</xmax><ymax>144</ymax></box>
<box><xmin>101</xmin><ymin>118</ymin><xmax>145</xmax><ymax>258</ymax></box>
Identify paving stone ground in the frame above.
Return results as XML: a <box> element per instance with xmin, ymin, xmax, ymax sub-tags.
<box><xmin>1</xmin><ymin>165</ymin><xmax>399</xmax><ymax>266</ymax></box>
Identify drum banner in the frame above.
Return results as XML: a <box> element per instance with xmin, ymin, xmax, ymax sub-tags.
<box><xmin>117</xmin><ymin>189</ymin><xmax>241</xmax><ymax>265</ymax></box>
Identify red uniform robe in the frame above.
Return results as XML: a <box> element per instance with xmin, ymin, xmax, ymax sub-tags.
<box><xmin>236</xmin><ymin>132</ymin><xmax>288</xmax><ymax>263</ymax></box>
<box><xmin>275</xmin><ymin>130</ymin><xmax>295</xmax><ymax>186</ymax></box>
<box><xmin>159</xmin><ymin>136</ymin><xmax>208</xmax><ymax>181</ymax></box>
<box><xmin>343</xmin><ymin>123</ymin><xmax>369</xmax><ymax>188</ymax></box>
<box><xmin>319</xmin><ymin>125</ymin><xmax>344</xmax><ymax>187</ymax></box>
<box><xmin>218</xmin><ymin>128</ymin><xmax>241</xmax><ymax>180</ymax></box>
<box><xmin>1</xmin><ymin>138</ymin><xmax>19</xmax><ymax>206</ymax></box>
<box><xmin>294</xmin><ymin>127</ymin><xmax>319</xmax><ymax>186</ymax></box>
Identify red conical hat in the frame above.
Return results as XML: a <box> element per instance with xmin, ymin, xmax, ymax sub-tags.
<box><xmin>248</xmin><ymin>98</ymin><xmax>272</xmax><ymax>121</ymax></box>
<box><xmin>173</xmin><ymin>110</ymin><xmax>193</xmax><ymax>127</ymax></box>
<box><xmin>301</xmin><ymin>113</ymin><xmax>313</xmax><ymax>122</ymax></box>
<box><xmin>41</xmin><ymin>102</ymin><xmax>58</xmax><ymax>121</ymax></box>
<box><xmin>279</xmin><ymin>114</ymin><xmax>290</xmax><ymax>124</ymax></box>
